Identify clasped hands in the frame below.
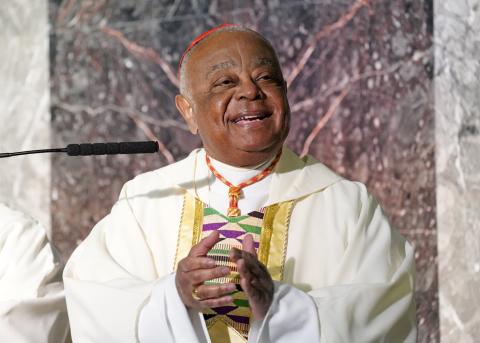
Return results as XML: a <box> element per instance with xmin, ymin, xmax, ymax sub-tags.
<box><xmin>175</xmin><ymin>231</ymin><xmax>274</xmax><ymax>321</ymax></box>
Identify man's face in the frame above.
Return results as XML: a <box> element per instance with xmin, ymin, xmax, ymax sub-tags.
<box><xmin>176</xmin><ymin>31</ymin><xmax>290</xmax><ymax>166</ymax></box>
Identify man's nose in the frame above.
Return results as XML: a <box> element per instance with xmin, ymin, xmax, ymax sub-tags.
<box><xmin>236</xmin><ymin>78</ymin><xmax>263</xmax><ymax>101</ymax></box>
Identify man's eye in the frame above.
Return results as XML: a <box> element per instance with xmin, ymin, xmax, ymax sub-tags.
<box><xmin>215</xmin><ymin>78</ymin><xmax>233</xmax><ymax>86</ymax></box>
<box><xmin>258</xmin><ymin>74</ymin><xmax>272</xmax><ymax>80</ymax></box>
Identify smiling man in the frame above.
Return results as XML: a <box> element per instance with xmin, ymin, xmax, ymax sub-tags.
<box><xmin>175</xmin><ymin>26</ymin><xmax>289</xmax><ymax>169</ymax></box>
<box><xmin>64</xmin><ymin>25</ymin><xmax>416</xmax><ymax>343</ymax></box>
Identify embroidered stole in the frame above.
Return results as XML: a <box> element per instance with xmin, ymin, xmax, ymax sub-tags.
<box><xmin>174</xmin><ymin>192</ymin><xmax>293</xmax><ymax>343</ymax></box>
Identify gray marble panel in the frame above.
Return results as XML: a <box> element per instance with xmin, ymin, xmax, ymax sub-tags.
<box><xmin>435</xmin><ymin>0</ymin><xmax>480</xmax><ymax>341</ymax></box>
<box><xmin>0</xmin><ymin>0</ymin><xmax>51</xmax><ymax>234</ymax></box>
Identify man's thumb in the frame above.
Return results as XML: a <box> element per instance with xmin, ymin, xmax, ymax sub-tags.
<box><xmin>190</xmin><ymin>230</ymin><xmax>219</xmax><ymax>256</ymax></box>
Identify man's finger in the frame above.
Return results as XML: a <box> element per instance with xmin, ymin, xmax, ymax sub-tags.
<box><xmin>236</xmin><ymin>258</ymin><xmax>253</xmax><ymax>284</ymax></box>
<box><xmin>242</xmin><ymin>234</ymin><xmax>256</xmax><ymax>256</ymax></box>
<box><xmin>230</xmin><ymin>247</ymin><xmax>258</xmax><ymax>270</ymax></box>
<box><xmin>242</xmin><ymin>252</ymin><xmax>266</xmax><ymax>279</ymax></box>
<box><xmin>229</xmin><ymin>247</ymin><xmax>243</xmax><ymax>263</ymax></box>
<box><xmin>240</xmin><ymin>277</ymin><xmax>252</xmax><ymax>297</ymax></box>
<box><xmin>195</xmin><ymin>283</ymin><xmax>236</xmax><ymax>300</ymax></box>
<box><xmin>188</xmin><ymin>266</ymin><xmax>230</xmax><ymax>285</ymax></box>
<box><xmin>189</xmin><ymin>230</ymin><xmax>220</xmax><ymax>257</ymax></box>
<box><xmin>179</xmin><ymin>257</ymin><xmax>216</xmax><ymax>272</ymax></box>
<box><xmin>200</xmin><ymin>295</ymin><xmax>234</xmax><ymax>309</ymax></box>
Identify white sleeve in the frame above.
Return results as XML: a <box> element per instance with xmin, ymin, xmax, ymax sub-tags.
<box><xmin>252</xmin><ymin>244</ymin><xmax>415</xmax><ymax>343</ymax></box>
<box><xmin>138</xmin><ymin>273</ymin><xmax>209</xmax><ymax>343</ymax></box>
<box><xmin>309</xmin><ymin>241</ymin><xmax>416</xmax><ymax>343</ymax></box>
<box><xmin>248</xmin><ymin>282</ymin><xmax>321</xmax><ymax>343</ymax></box>
<box><xmin>0</xmin><ymin>204</ymin><xmax>70</xmax><ymax>343</ymax></box>
<box><xmin>252</xmin><ymin>184</ymin><xmax>416</xmax><ymax>343</ymax></box>
<box><xmin>64</xmin><ymin>183</ymin><xmax>208</xmax><ymax>343</ymax></box>
<box><xmin>64</xmin><ymin>214</ymin><xmax>156</xmax><ymax>343</ymax></box>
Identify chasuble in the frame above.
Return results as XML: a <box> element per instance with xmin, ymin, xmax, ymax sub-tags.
<box><xmin>64</xmin><ymin>148</ymin><xmax>416</xmax><ymax>342</ymax></box>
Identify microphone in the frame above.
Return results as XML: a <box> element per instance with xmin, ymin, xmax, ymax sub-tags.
<box><xmin>0</xmin><ymin>141</ymin><xmax>159</xmax><ymax>158</ymax></box>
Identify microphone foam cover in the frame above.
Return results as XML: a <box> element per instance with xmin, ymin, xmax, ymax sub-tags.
<box><xmin>66</xmin><ymin>141</ymin><xmax>159</xmax><ymax>156</ymax></box>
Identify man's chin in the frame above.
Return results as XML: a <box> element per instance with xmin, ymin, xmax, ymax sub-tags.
<box><xmin>233</xmin><ymin>140</ymin><xmax>283</xmax><ymax>155</ymax></box>
<box><xmin>209</xmin><ymin>141</ymin><xmax>283</xmax><ymax>167</ymax></box>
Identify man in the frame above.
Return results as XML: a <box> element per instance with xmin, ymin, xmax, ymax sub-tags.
<box><xmin>64</xmin><ymin>25</ymin><xmax>416</xmax><ymax>342</ymax></box>
<box><xmin>0</xmin><ymin>203</ymin><xmax>70</xmax><ymax>342</ymax></box>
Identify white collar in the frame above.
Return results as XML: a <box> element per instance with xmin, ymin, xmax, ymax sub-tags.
<box><xmin>206</xmin><ymin>153</ymin><xmax>274</xmax><ymax>184</ymax></box>
<box><xmin>195</xmin><ymin>153</ymin><xmax>273</xmax><ymax>214</ymax></box>
<box><xmin>156</xmin><ymin>147</ymin><xmax>343</xmax><ymax>206</ymax></box>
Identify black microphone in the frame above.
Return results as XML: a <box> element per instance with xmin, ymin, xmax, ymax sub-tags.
<box><xmin>0</xmin><ymin>141</ymin><xmax>159</xmax><ymax>158</ymax></box>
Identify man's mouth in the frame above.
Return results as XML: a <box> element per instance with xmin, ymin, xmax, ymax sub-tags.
<box><xmin>232</xmin><ymin>113</ymin><xmax>272</xmax><ymax>124</ymax></box>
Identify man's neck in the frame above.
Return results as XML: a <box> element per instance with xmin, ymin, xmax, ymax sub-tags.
<box><xmin>199</xmin><ymin>150</ymin><xmax>274</xmax><ymax>215</ymax></box>
<box><xmin>204</xmin><ymin>146</ymin><xmax>282</xmax><ymax>169</ymax></box>
<box><xmin>207</xmin><ymin>154</ymin><xmax>274</xmax><ymax>172</ymax></box>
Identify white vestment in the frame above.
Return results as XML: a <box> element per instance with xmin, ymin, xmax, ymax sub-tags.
<box><xmin>64</xmin><ymin>148</ymin><xmax>416</xmax><ymax>342</ymax></box>
<box><xmin>0</xmin><ymin>203</ymin><xmax>70</xmax><ymax>343</ymax></box>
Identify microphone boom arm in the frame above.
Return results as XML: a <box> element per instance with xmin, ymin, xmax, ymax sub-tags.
<box><xmin>0</xmin><ymin>141</ymin><xmax>159</xmax><ymax>158</ymax></box>
<box><xmin>0</xmin><ymin>148</ymin><xmax>66</xmax><ymax>158</ymax></box>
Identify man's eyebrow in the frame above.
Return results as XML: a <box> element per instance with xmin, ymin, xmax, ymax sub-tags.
<box><xmin>251</xmin><ymin>57</ymin><xmax>275</xmax><ymax>67</ymax></box>
<box><xmin>206</xmin><ymin>60</ymin><xmax>237</xmax><ymax>78</ymax></box>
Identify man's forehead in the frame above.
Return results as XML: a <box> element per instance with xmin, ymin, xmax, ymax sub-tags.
<box><xmin>190</xmin><ymin>34</ymin><xmax>277</xmax><ymax>72</ymax></box>
<box><xmin>204</xmin><ymin>56</ymin><xmax>277</xmax><ymax>77</ymax></box>
<box><xmin>179</xmin><ymin>26</ymin><xmax>281</xmax><ymax>92</ymax></box>
<box><xmin>205</xmin><ymin>57</ymin><xmax>277</xmax><ymax>77</ymax></box>
<box><xmin>179</xmin><ymin>26</ymin><xmax>271</xmax><ymax>79</ymax></box>
<box><xmin>200</xmin><ymin>30</ymin><xmax>272</xmax><ymax>53</ymax></box>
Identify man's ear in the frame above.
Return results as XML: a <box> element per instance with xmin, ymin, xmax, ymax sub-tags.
<box><xmin>175</xmin><ymin>94</ymin><xmax>198</xmax><ymax>135</ymax></box>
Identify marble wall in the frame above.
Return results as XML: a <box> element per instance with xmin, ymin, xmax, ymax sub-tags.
<box><xmin>0</xmin><ymin>0</ymin><xmax>51</xmax><ymax>234</ymax></box>
<box><xmin>7</xmin><ymin>0</ymin><xmax>480</xmax><ymax>341</ymax></box>
<box><xmin>436</xmin><ymin>0</ymin><xmax>480</xmax><ymax>341</ymax></box>
<box><xmin>48</xmin><ymin>0</ymin><xmax>437</xmax><ymax>340</ymax></box>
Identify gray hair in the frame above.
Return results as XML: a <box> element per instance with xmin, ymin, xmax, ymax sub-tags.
<box><xmin>178</xmin><ymin>26</ymin><xmax>277</xmax><ymax>97</ymax></box>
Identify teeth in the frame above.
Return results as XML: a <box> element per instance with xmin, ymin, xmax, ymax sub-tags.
<box><xmin>235</xmin><ymin>114</ymin><xmax>268</xmax><ymax>123</ymax></box>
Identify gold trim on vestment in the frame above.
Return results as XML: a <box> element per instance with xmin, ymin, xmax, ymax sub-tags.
<box><xmin>207</xmin><ymin>319</ymin><xmax>246</xmax><ymax>343</ymax></box>
<box><xmin>261</xmin><ymin>201</ymin><xmax>294</xmax><ymax>281</ymax></box>
<box><xmin>173</xmin><ymin>192</ymin><xmax>204</xmax><ymax>270</ymax></box>
<box><xmin>174</xmin><ymin>192</ymin><xmax>295</xmax><ymax>342</ymax></box>
<box><xmin>257</xmin><ymin>204</ymin><xmax>278</xmax><ymax>267</ymax></box>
